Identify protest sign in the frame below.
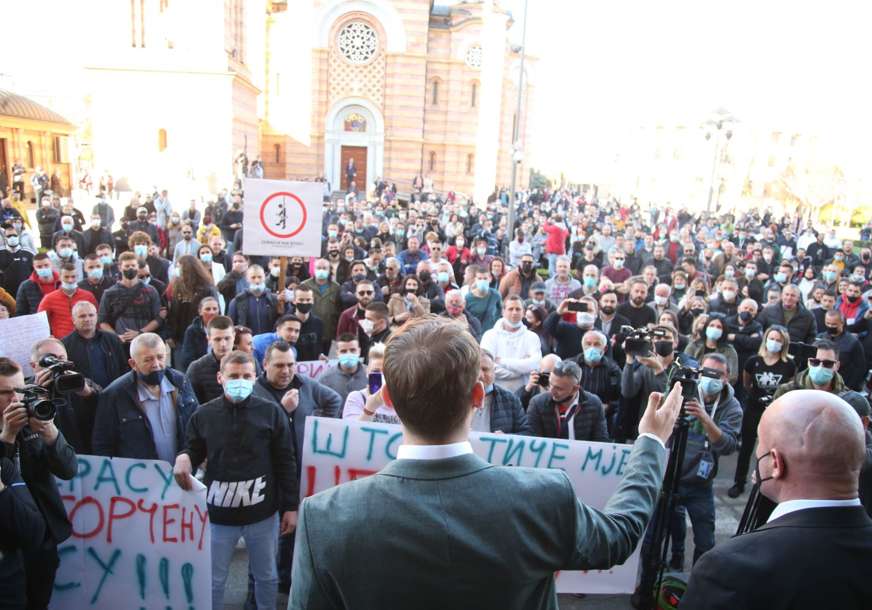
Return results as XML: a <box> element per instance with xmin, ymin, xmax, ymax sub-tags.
<box><xmin>0</xmin><ymin>311</ymin><xmax>50</xmax><ymax>376</ymax></box>
<box><xmin>242</xmin><ymin>178</ymin><xmax>323</xmax><ymax>257</ymax></box>
<box><xmin>301</xmin><ymin>417</ymin><xmax>641</xmax><ymax>594</ymax></box>
<box><xmin>50</xmin><ymin>455</ymin><xmax>211</xmax><ymax>610</ymax></box>
<box><xmin>294</xmin><ymin>359</ymin><xmax>333</xmax><ymax>382</ymax></box>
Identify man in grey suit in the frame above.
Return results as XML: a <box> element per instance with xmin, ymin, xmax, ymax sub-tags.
<box><xmin>289</xmin><ymin>316</ymin><xmax>682</xmax><ymax>609</ymax></box>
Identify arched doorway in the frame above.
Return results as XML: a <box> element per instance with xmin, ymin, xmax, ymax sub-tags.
<box><xmin>324</xmin><ymin>98</ymin><xmax>384</xmax><ymax>194</ymax></box>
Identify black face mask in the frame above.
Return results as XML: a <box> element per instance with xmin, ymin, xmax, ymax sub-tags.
<box><xmin>521</xmin><ymin>262</ymin><xmax>533</xmax><ymax>273</ymax></box>
<box><xmin>122</xmin><ymin>268</ymin><xmax>138</xmax><ymax>280</ymax></box>
<box><xmin>754</xmin><ymin>451</ymin><xmax>774</xmax><ymax>487</ymax></box>
<box><xmin>419</xmin><ymin>271</ymin><xmax>431</xmax><ymax>283</ymax></box>
<box><xmin>328</xmin><ymin>251</ymin><xmax>339</xmax><ymax>257</ymax></box>
<box><xmin>295</xmin><ymin>303</ymin><xmax>313</xmax><ymax>314</ymax></box>
<box><xmin>654</xmin><ymin>341</ymin><xmax>673</xmax><ymax>357</ymax></box>
<box><xmin>600</xmin><ymin>305</ymin><xmax>615</xmax><ymax>316</ymax></box>
<box><xmin>139</xmin><ymin>369</ymin><xmax>165</xmax><ymax>386</ymax></box>
<box><xmin>826</xmin><ymin>326</ymin><xmax>841</xmax><ymax>336</ymax></box>
<box><xmin>405</xmin><ymin>288</ymin><xmax>417</xmax><ymax>296</ymax></box>
<box><xmin>352</xmin><ymin>273</ymin><xmax>366</xmax><ymax>282</ymax></box>
<box><xmin>691</xmin><ymin>307</ymin><xmax>705</xmax><ymax>317</ymax></box>
<box><xmin>738</xmin><ymin>311</ymin><xmax>752</xmax><ymax>322</ymax></box>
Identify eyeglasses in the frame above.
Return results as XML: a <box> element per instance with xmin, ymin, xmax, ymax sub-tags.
<box><xmin>808</xmin><ymin>358</ymin><xmax>837</xmax><ymax>368</ymax></box>
<box><xmin>357</xmin><ymin>290</ymin><xmax>374</xmax><ymax>296</ymax></box>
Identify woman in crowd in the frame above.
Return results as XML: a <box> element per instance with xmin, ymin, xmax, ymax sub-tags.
<box><xmin>489</xmin><ymin>257</ymin><xmax>507</xmax><ymax>290</ymax></box>
<box><xmin>176</xmin><ymin>295</ymin><xmax>221</xmax><ymax>371</ymax></box>
<box><xmin>341</xmin><ymin>343</ymin><xmax>397</xmax><ymax>423</ymax></box>
<box><xmin>524</xmin><ymin>304</ymin><xmax>552</xmax><ymax>355</ymax></box>
<box><xmin>197</xmin><ymin>243</ymin><xmax>226</xmax><ymax>284</ymax></box>
<box><xmin>166</xmin><ymin>256</ymin><xmax>220</xmax><ymax>353</ymax></box>
<box><xmin>684</xmin><ymin>314</ymin><xmax>739</xmax><ymax>383</ymax></box>
<box><xmin>387</xmin><ymin>275</ymin><xmax>430</xmax><ymax>326</ymax></box>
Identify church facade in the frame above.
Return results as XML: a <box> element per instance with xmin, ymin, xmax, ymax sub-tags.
<box><xmin>260</xmin><ymin>0</ymin><xmax>534</xmax><ymax>201</ymax></box>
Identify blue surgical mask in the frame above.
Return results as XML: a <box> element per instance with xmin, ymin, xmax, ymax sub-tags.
<box><xmin>774</xmin><ymin>272</ymin><xmax>787</xmax><ymax>283</ymax></box>
<box><xmin>36</xmin><ymin>267</ymin><xmax>53</xmax><ymax>280</ymax></box>
<box><xmin>328</xmin><ymin>230</ymin><xmax>338</xmax><ymax>238</ymax></box>
<box><xmin>315</xmin><ymin>269</ymin><xmax>330</xmax><ymax>281</ymax></box>
<box><xmin>134</xmin><ymin>244</ymin><xmax>148</xmax><ymax>258</ymax></box>
<box><xmin>583</xmin><ymin>276</ymin><xmax>597</xmax><ymax>288</ymax></box>
<box><xmin>61</xmin><ymin>281</ymin><xmax>78</xmax><ymax>292</ymax></box>
<box><xmin>765</xmin><ymin>339</ymin><xmax>783</xmax><ymax>354</ymax></box>
<box><xmin>224</xmin><ymin>379</ymin><xmax>254</xmax><ymax>403</ymax></box>
<box><xmin>699</xmin><ymin>376</ymin><xmax>723</xmax><ymax>396</ymax></box>
<box><xmin>484</xmin><ymin>383</ymin><xmax>494</xmax><ymax>394</ymax></box>
<box><xmin>100</xmin><ymin>254</ymin><xmax>114</xmax><ymax>265</ymax></box>
<box><xmin>338</xmin><ymin>354</ymin><xmax>360</xmax><ymax>369</ymax></box>
<box><xmin>437</xmin><ymin>271</ymin><xmax>450</xmax><ymax>284</ymax></box>
<box><xmin>584</xmin><ymin>347</ymin><xmax>603</xmax><ymax>364</ymax></box>
<box><xmin>475</xmin><ymin>279</ymin><xmax>490</xmax><ymax>292</ymax></box>
<box><xmin>249</xmin><ymin>282</ymin><xmax>266</xmax><ymax>295</ymax></box>
<box><xmin>705</xmin><ymin>327</ymin><xmax>723</xmax><ymax>341</ymax></box>
<box><xmin>87</xmin><ymin>268</ymin><xmax>104</xmax><ymax>281</ymax></box>
<box><xmin>200</xmin><ymin>252</ymin><xmax>213</xmax><ymax>263</ymax></box>
<box><xmin>61</xmin><ymin>223</ymin><xmax>74</xmax><ymax>232</ymax></box>
<box><xmin>808</xmin><ymin>365</ymin><xmax>834</xmax><ymax>386</ymax></box>
<box><xmin>823</xmin><ymin>271</ymin><xmax>837</xmax><ymax>282</ymax></box>
<box><xmin>58</xmin><ymin>247</ymin><xmax>73</xmax><ymax>258</ymax></box>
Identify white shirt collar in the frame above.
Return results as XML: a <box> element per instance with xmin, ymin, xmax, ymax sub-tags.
<box><xmin>767</xmin><ymin>498</ymin><xmax>862</xmax><ymax>523</ymax></box>
<box><xmin>397</xmin><ymin>441</ymin><xmax>473</xmax><ymax>461</ymax></box>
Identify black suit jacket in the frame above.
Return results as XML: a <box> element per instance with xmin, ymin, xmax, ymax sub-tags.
<box><xmin>683</xmin><ymin>506</ymin><xmax>872</xmax><ymax>609</ymax></box>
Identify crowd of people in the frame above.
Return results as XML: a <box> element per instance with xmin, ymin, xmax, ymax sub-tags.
<box><xmin>1</xmin><ymin>179</ymin><xmax>872</xmax><ymax>609</ymax></box>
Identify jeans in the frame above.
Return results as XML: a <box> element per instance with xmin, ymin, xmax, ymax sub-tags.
<box><xmin>245</xmin><ymin>529</ymin><xmax>295</xmax><ymax>609</ymax></box>
<box><xmin>547</xmin><ymin>253</ymin><xmax>559</xmax><ymax>278</ymax></box>
<box><xmin>734</xmin><ymin>402</ymin><xmax>764</xmax><ymax>485</ymax></box>
<box><xmin>211</xmin><ymin>513</ymin><xmax>279</xmax><ymax>610</ymax></box>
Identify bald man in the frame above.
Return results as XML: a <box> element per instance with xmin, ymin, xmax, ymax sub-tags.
<box><xmin>682</xmin><ymin>390</ymin><xmax>872</xmax><ymax>609</ymax></box>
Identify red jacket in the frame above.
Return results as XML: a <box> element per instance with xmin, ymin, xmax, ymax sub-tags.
<box><xmin>37</xmin><ymin>288</ymin><xmax>98</xmax><ymax>338</ymax></box>
<box><xmin>336</xmin><ymin>304</ymin><xmax>365</xmax><ymax>338</ymax></box>
<box><xmin>543</xmin><ymin>222</ymin><xmax>569</xmax><ymax>255</ymax></box>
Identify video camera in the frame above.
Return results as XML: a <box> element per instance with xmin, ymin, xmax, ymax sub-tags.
<box><xmin>673</xmin><ymin>365</ymin><xmax>723</xmax><ymax>402</ymax></box>
<box><xmin>17</xmin><ymin>355</ymin><xmax>85</xmax><ymax>422</ymax></box>
<box><xmin>620</xmin><ymin>326</ymin><xmax>671</xmax><ymax>358</ymax></box>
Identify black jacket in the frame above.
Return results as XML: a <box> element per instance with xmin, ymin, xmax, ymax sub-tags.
<box><xmin>527</xmin><ymin>390</ymin><xmax>608</xmax><ymax>442</ymax></box>
<box><xmin>186</xmin><ymin>351</ymin><xmax>224</xmax><ymax>404</ymax></box>
<box><xmin>178</xmin><ymin>316</ymin><xmax>208</xmax><ymax>372</ymax></box>
<box><xmin>683</xmin><ymin>506</ymin><xmax>872</xmax><ymax>609</ymax></box>
<box><xmin>1</xmin><ymin>427</ymin><xmax>77</xmax><ymax>545</ymax></box>
<box><xmin>92</xmin><ymin>368</ymin><xmax>199</xmax><ymax>460</ymax></box>
<box><xmin>0</xmin><ymin>457</ymin><xmax>46</xmax><ymax>608</ymax></box>
<box><xmin>0</xmin><ymin>248</ymin><xmax>33</xmax><ymax>296</ymax></box>
<box><xmin>724</xmin><ymin>316</ymin><xmax>764</xmax><ymax>369</ymax></box>
<box><xmin>182</xmin><ymin>395</ymin><xmax>298</xmax><ymax>526</ymax></box>
<box><xmin>758</xmin><ymin>302</ymin><xmax>818</xmax><ymax>344</ymax></box>
<box><xmin>61</xmin><ymin>329</ymin><xmax>128</xmax><ymax>389</ymax></box>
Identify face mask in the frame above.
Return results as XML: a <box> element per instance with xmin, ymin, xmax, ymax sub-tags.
<box><xmin>654</xmin><ymin>295</ymin><xmax>668</xmax><ymax>306</ymax></box>
<box><xmin>83</xmin><ymin>267</ymin><xmax>103</xmax><ymax>282</ymax></box>
<box><xmin>476</xmin><ymin>247</ymin><xmax>486</xmax><ymax>256</ymax></box>
<box><xmin>419</xmin><ymin>271</ymin><xmax>432</xmax><ymax>283</ymax></box>
<box><xmin>338</xmin><ymin>353</ymin><xmax>359</xmax><ymax>369</ymax></box>
<box><xmin>61</xmin><ymin>281</ymin><xmax>78</xmax><ymax>292</ymax></box>
<box><xmin>475</xmin><ymin>279</ymin><xmax>490</xmax><ymax>292</ymax></box>
<box><xmin>91</xmin><ymin>219</ymin><xmax>101</xmax><ymax>228</ymax></box>
<box><xmin>584</xmin><ymin>347</ymin><xmax>603</xmax><ymax>364</ymax></box>
<box><xmin>576</xmin><ymin>312</ymin><xmax>596</xmax><ymax>328</ymax></box>
<box><xmin>673</xmin><ymin>283</ymin><xmax>686</xmax><ymax>291</ymax></box>
<box><xmin>835</xmin><ymin>254</ymin><xmax>844</xmax><ymax>261</ymax></box>
<box><xmin>249</xmin><ymin>283</ymin><xmax>266</xmax><ymax>295</ymax></box>
<box><xmin>122</xmin><ymin>268</ymin><xmax>138</xmax><ymax>280</ymax></box>
<box><xmin>142</xmin><ymin>276</ymin><xmax>151</xmax><ymax>285</ymax></box>
<box><xmin>699</xmin><ymin>376</ymin><xmax>723</xmax><ymax>396</ymax></box>
<box><xmin>531</xmin><ymin>297</ymin><xmax>545</xmax><ymax>306</ymax></box>
<box><xmin>345</xmin><ymin>255</ymin><xmax>355</xmax><ymax>263</ymax></box>
<box><xmin>200</xmin><ymin>253</ymin><xmax>213</xmax><ymax>263</ymax></box>
<box><xmin>484</xmin><ymin>383</ymin><xmax>494</xmax><ymax>394</ymax></box>
<box><xmin>58</xmin><ymin>247</ymin><xmax>73</xmax><ymax>258</ymax></box>
<box><xmin>808</xmin><ymin>365</ymin><xmax>834</xmax><ymax>386</ymax></box>
<box><xmin>446</xmin><ymin>305</ymin><xmax>463</xmax><ymax>316</ymax></box>
<box><xmin>705</xmin><ymin>326</ymin><xmax>723</xmax><ymax>341</ymax></box>
<box><xmin>139</xmin><ymin>369</ymin><xmax>165</xmax><ymax>386</ymax></box>
<box><xmin>504</xmin><ymin>317</ymin><xmax>524</xmax><ymax>330</ymax></box>
<box><xmin>847</xmin><ymin>294</ymin><xmax>861</xmax><ymax>304</ymax></box>
<box><xmin>359</xmin><ymin>318</ymin><xmax>374</xmax><ymax>335</ymax></box>
<box><xmin>61</xmin><ymin>223</ymin><xmax>74</xmax><ymax>232</ymax></box>
<box><xmin>826</xmin><ymin>325</ymin><xmax>841</xmax><ymax>336</ymax></box>
<box><xmin>352</xmin><ymin>273</ymin><xmax>366</xmax><ymax>283</ymax></box>
<box><xmin>100</xmin><ymin>254</ymin><xmax>114</xmax><ymax>265</ymax></box>
<box><xmin>583</xmin><ymin>276</ymin><xmax>597</xmax><ymax>289</ymax></box>
<box><xmin>6</xmin><ymin>236</ymin><xmax>19</xmax><ymax>248</ymax></box>
<box><xmin>823</xmin><ymin>271</ymin><xmax>837</xmax><ymax>282</ymax></box>
<box><xmin>738</xmin><ymin>311</ymin><xmax>752</xmax><ymax>322</ymax></box>
<box><xmin>765</xmin><ymin>339</ymin><xmax>782</xmax><ymax>353</ymax></box>
<box><xmin>295</xmin><ymin>302</ymin><xmax>312</xmax><ymax>314</ymax></box>
<box><xmin>745</xmin><ymin>268</ymin><xmax>756</xmax><ymax>280</ymax></box>
<box><xmin>691</xmin><ymin>307</ymin><xmax>705</xmax><ymax>317</ymax></box>
<box><xmin>774</xmin><ymin>272</ymin><xmax>787</xmax><ymax>284</ymax></box>
<box><xmin>134</xmin><ymin>244</ymin><xmax>148</xmax><ymax>258</ymax></box>
<box><xmin>437</xmin><ymin>271</ymin><xmax>450</xmax><ymax>284</ymax></box>
<box><xmin>850</xmin><ymin>274</ymin><xmax>864</xmax><ymax>283</ymax></box>
<box><xmin>613</xmin><ymin>259</ymin><xmax>625</xmax><ymax>270</ymax></box>
<box><xmin>724</xmin><ymin>269</ymin><xmax>735</xmax><ymax>279</ymax></box>
<box><xmin>224</xmin><ymin>379</ymin><xmax>254</xmax><ymax>403</ymax></box>
<box><xmin>328</xmin><ymin>230</ymin><xmax>338</xmax><ymax>239</ymax></box>
<box><xmin>315</xmin><ymin>269</ymin><xmax>330</xmax><ymax>281</ymax></box>
<box><xmin>722</xmin><ymin>290</ymin><xmax>736</xmax><ymax>301</ymax></box>
<box><xmin>270</xmin><ymin>267</ymin><xmax>280</xmax><ymax>278</ymax></box>
<box><xmin>600</xmin><ymin>305</ymin><xmax>615</xmax><ymax>315</ymax></box>
<box><xmin>521</xmin><ymin>262</ymin><xmax>533</xmax><ymax>273</ymax></box>
<box><xmin>654</xmin><ymin>341</ymin><xmax>673</xmax><ymax>357</ymax></box>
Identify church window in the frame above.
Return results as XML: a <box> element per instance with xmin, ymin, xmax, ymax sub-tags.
<box><xmin>274</xmin><ymin>144</ymin><xmax>281</xmax><ymax>164</ymax></box>
<box><xmin>431</xmin><ymin>80</ymin><xmax>439</xmax><ymax>105</ymax></box>
<box><xmin>337</xmin><ymin>22</ymin><xmax>378</xmax><ymax>65</ymax></box>
<box><xmin>344</xmin><ymin>113</ymin><xmax>367</xmax><ymax>132</ymax></box>
<box><xmin>429</xmin><ymin>151</ymin><xmax>436</xmax><ymax>172</ymax></box>
<box><xmin>465</xmin><ymin>45</ymin><xmax>482</xmax><ymax>69</ymax></box>
<box><xmin>471</xmin><ymin>82</ymin><xmax>478</xmax><ymax>108</ymax></box>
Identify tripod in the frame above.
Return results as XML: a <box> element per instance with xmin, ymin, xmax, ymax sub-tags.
<box><xmin>637</xmin><ymin>411</ymin><xmax>691</xmax><ymax>610</ymax></box>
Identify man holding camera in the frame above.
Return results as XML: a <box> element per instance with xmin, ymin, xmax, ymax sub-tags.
<box><xmin>0</xmin><ymin>357</ymin><xmax>77</xmax><ymax>610</ymax></box>
<box><xmin>528</xmin><ymin>360</ymin><xmax>609</xmax><ymax>441</ymax></box>
<box><xmin>516</xmin><ymin>354</ymin><xmax>562</xmax><ymax>410</ymax></box>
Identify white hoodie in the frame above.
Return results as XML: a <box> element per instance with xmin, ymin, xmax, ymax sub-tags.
<box><xmin>480</xmin><ymin>319</ymin><xmax>542</xmax><ymax>392</ymax></box>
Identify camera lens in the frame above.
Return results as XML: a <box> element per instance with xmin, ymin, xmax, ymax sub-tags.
<box><xmin>29</xmin><ymin>399</ymin><xmax>57</xmax><ymax>422</ymax></box>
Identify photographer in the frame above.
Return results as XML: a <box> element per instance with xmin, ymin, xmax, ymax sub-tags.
<box><xmin>543</xmin><ymin>296</ymin><xmax>599</xmax><ymax>359</ymax></box>
<box><xmin>1</xmin><ymin>456</ymin><xmax>46</xmax><ymax>609</ymax></box>
<box><xmin>29</xmin><ymin>338</ymin><xmax>100</xmax><ymax>454</ymax></box>
<box><xmin>528</xmin><ymin>361</ymin><xmax>608</xmax><ymax>441</ymax></box>
<box><xmin>0</xmin><ymin>357</ymin><xmax>77</xmax><ymax>610</ymax></box>
<box><xmin>516</xmin><ymin>354</ymin><xmax>562</xmax><ymax>410</ymax></box>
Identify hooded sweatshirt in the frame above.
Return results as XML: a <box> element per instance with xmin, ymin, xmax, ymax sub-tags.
<box><xmin>678</xmin><ymin>382</ymin><xmax>742</xmax><ymax>486</ymax></box>
<box><xmin>181</xmin><ymin>394</ymin><xmax>298</xmax><ymax>526</ymax></box>
<box><xmin>480</xmin><ymin>320</ymin><xmax>542</xmax><ymax>391</ymax></box>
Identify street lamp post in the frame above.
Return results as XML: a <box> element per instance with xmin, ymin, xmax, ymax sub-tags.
<box><xmin>704</xmin><ymin>112</ymin><xmax>735</xmax><ymax>214</ymax></box>
<box><xmin>504</xmin><ymin>0</ymin><xmax>529</xmax><ymax>260</ymax></box>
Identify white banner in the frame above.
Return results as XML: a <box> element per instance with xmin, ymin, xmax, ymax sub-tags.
<box><xmin>50</xmin><ymin>455</ymin><xmax>211</xmax><ymax>610</ymax></box>
<box><xmin>0</xmin><ymin>311</ymin><xmax>50</xmax><ymax>377</ymax></box>
<box><xmin>294</xmin><ymin>359</ymin><xmax>333</xmax><ymax>382</ymax></box>
<box><xmin>243</xmin><ymin>179</ymin><xmax>323</xmax><ymax>257</ymax></box>
<box><xmin>301</xmin><ymin>417</ymin><xmax>640</xmax><ymax>594</ymax></box>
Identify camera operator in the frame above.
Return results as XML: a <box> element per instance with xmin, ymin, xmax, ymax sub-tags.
<box><xmin>516</xmin><ymin>354</ymin><xmax>561</xmax><ymax>410</ymax></box>
<box><xmin>0</xmin><ymin>357</ymin><xmax>77</xmax><ymax>610</ymax></box>
<box><xmin>619</xmin><ymin>325</ymin><xmax>696</xmax><ymax>440</ymax></box>
<box><xmin>543</xmin><ymin>296</ymin><xmax>599</xmax><ymax>359</ymax></box>
<box><xmin>29</xmin><ymin>338</ymin><xmax>100</xmax><ymax>454</ymax></box>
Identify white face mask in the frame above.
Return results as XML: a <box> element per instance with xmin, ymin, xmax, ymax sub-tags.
<box><xmin>576</xmin><ymin>312</ymin><xmax>596</xmax><ymax>327</ymax></box>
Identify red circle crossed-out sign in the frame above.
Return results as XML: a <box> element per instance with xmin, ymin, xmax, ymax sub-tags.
<box><xmin>259</xmin><ymin>191</ymin><xmax>308</xmax><ymax>239</ymax></box>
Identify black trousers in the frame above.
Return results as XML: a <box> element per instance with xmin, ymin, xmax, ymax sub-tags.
<box><xmin>734</xmin><ymin>402</ymin><xmax>765</xmax><ymax>484</ymax></box>
<box><xmin>23</xmin><ymin>541</ymin><xmax>59</xmax><ymax>610</ymax></box>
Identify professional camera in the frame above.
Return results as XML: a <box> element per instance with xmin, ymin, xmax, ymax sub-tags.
<box><xmin>537</xmin><ymin>372</ymin><xmax>550</xmax><ymax>387</ymax></box>
<box><xmin>37</xmin><ymin>355</ymin><xmax>85</xmax><ymax>394</ymax></box>
<box><xmin>620</xmin><ymin>326</ymin><xmax>670</xmax><ymax>358</ymax></box>
<box><xmin>672</xmin><ymin>365</ymin><xmax>722</xmax><ymax>402</ymax></box>
<box><xmin>19</xmin><ymin>385</ymin><xmax>57</xmax><ymax>422</ymax></box>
